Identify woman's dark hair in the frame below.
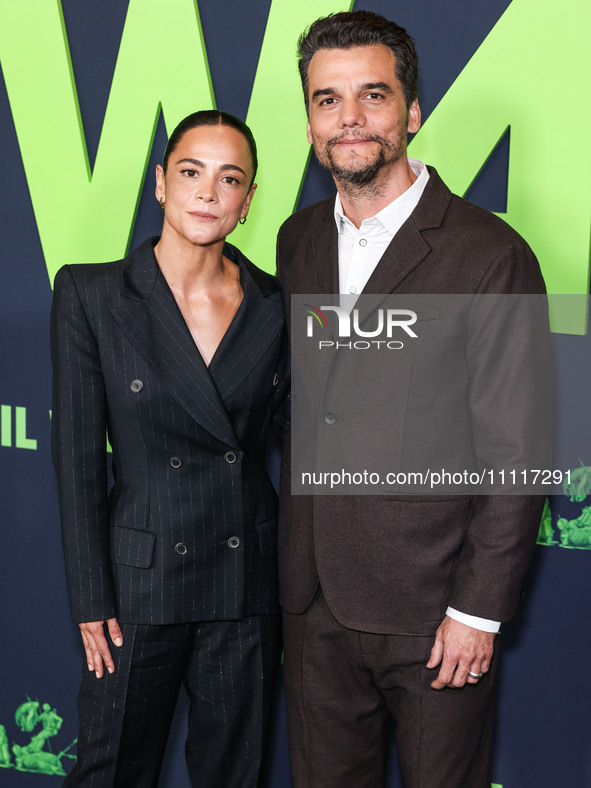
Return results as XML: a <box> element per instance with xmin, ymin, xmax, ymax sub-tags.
<box><xmin>162</xmin><ymin>110</ymin><xmax>258</xmax><ymax>185</ymax></box>
<box><xmin>298</xmin><ymin>11</ymin><xmax>418</xmax><ymax>114</ymax></box>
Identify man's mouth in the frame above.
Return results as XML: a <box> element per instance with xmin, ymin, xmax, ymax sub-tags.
<box><xmin>329</xmin><ymin>135</ymin><xmax>380</xmax><ymax>148</ymax></box>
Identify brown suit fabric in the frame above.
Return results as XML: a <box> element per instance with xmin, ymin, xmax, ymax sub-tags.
<box><xmin>277</xmin><ymin>168</ymin><xmax>546</xmax><ymax>787</ymax></box>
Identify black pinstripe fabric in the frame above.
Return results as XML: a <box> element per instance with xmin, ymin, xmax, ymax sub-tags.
<box><xmin>51</xmin><ymin>237</ymin><xmax>288</xmax><ymax>625</ymax></box>
<box><xmin>63</xmin><ymin>616</ymin><xmax>281</xmax><ymax>787</ymax></box>
<box><xmin>51</xmin><ymin>238</ymin><xmax>287</xmax><ymax>785</ymax></box>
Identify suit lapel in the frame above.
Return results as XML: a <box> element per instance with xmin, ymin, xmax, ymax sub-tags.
<box><xmin>354</xmin><ymin>167</ymin><xmax>452</xmax><ymax>326</ymax></box>
<box><xmin>208</xmin><ymin>244</ymin><xmax>284</xmax><ymax>402</ymax></box>
<box><xmin>110</xmin><ymin>238</ymin><xmax>241</xmax><ymax>449</ymax></box>
<box><xmin>305</xmin><ymin>169</ymin><xmax>452</xmax><ymax>381</ymax></box>
<box><xmin>291</xmin><ymin>209</ymin><xmax>342</xmax><ymax>406</ymax></box>
<box><xmin>311</xmin><ymin>214</ymin><xmax>339</xmax><ymax>295</ymax></box>
<box><xmin>288</xmin><ymin>200</ymin><xmax>339</xmax><ymax>295</ymax></box>
<box><xmin>352</xmin><ymin>221</ymin><xmax>431</xmax><ymax>329</ymax></box>
<box><xmin>363</xmin><ymin>223</ymin><xmax>431</xmax><ymax>295</ymax></box>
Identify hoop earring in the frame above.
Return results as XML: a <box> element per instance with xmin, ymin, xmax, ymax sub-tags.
<box><xmin>239</xmin><ymin>217</ymin><xmax>247</xmax><ymax>225</ymax></box>
<box><xmin>159</xmin><ymin>199</ymin><xmax>165</xmax><ymax>210</ymax></box>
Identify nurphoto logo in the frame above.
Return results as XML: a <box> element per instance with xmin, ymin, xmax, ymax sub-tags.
<box><xmin>303</xmin><ymin>304</ymin><xmax>418</xmax><ymax>350</ymax></box>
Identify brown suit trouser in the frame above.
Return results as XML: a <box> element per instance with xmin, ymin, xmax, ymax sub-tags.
<box><xmin>283</xmin><ymin>588</ymin><xmax>497</xmax><ymax>788</ymax></box>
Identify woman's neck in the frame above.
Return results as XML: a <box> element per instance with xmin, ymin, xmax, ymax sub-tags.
<box><xmin>154</xmin><ymin>232</ymin><xmax>229</xmax><ymax>297</ymax></box>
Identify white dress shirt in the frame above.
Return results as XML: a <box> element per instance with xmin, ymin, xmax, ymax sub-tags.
<box><xmin>334</xmin><ymin>158</ymin><xmax>500</xmax><ymax>634</ymax></box>
<box><xmin>335</xmin><ymin>159</ymin><xmax>429</xmax><ymax>295</ymax></box>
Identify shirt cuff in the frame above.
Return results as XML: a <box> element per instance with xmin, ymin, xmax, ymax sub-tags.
<box><xmin>446</xmin><ymin>607</ymin><xmax>501</xmax><ymax>633</ymax></box>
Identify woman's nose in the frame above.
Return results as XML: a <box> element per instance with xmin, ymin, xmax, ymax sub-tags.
<box><xmin>195</xmin><ymin>176</ymin><xmax>216</xmax><ymax>201</ymax></box>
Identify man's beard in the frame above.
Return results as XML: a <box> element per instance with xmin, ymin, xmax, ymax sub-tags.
<box><xmin>328</xmin><ymin>145</ymin><xmax>386</xmax><ymax>187</ymax></box>
<box><xmin>315</xmin><ymin>130</ymin><xmax>406</xmax><ymax>190</ymax></box>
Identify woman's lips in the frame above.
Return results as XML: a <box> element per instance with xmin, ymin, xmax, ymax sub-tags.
<box><xmin>188</xmin><ymin>211</ymin><xmax>218</xmax><ymax>220</ymax></box>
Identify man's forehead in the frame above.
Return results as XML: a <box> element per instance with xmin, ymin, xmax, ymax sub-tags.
<box><xmin>308</xmin><ymin>45</ymin><xmax>397</xmax><ymax>83</ymax></box>
<box><xmin>309</xmin><ymin>44</ymin><xmax>396</xmax><ymax>66</ymax></box>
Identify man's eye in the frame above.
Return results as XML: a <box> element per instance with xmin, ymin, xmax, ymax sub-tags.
<box><xmin>320</xmin><ymin>97</ymin><xmax>336</xmax><ymax>106</ymax></box>
<box><xmin>222</xmin><ymin>176</ymin><xmax>240</xmax><ymax>185</ymax></box>
<box><xmin>181</xmin><ymin>169</ymin><xmax>197</xmax><ymax>177</ymax></box>
<box><xmin>367</xmin><ymin>93</ymin><xmax>384</xmax><ymax>100</ymax></box>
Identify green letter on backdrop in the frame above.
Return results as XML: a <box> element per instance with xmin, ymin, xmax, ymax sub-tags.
<box><xmin>0</xmin><ymin>0</ymin><xmax>216</xmax><ymax>281</ymax></box>
<box><xmin>0</xmin><ymin>0</ymin><xmax>352</xmax><ymax>283</ymax></box>
<box><xmin>409</xmin><ymin>0</ymin><xmax>590</xmax><ymax>333</ymax></box>
<box><xmin>0</xmin><ymin>0</ymin><xmax>589</xmax><ymax>332</ymax></box>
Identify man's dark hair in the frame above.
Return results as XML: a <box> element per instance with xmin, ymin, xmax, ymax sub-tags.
<box><xmin>298</xmin><ymin>11</ymin><xmax>418</xmax><ymax>113</ymax></box>
<box><xmin>162</xmin><ymin>110</ymin><xmax>258</xmax><ymax>185</ymax></box>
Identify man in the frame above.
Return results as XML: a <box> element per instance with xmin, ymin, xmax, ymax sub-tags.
<box><xmin>277</xmin><ymin>11</ymin><xmax>547</xmax><ymax>787</ymax></box>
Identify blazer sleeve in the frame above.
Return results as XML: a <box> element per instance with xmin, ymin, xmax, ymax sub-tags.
<box><xmin>447</xmin><ymin>240</ymin><xmax>550</xmax><ymax>620</ymax></box>
<box><xmin>51</xmin><ymin>265</ymin><xmax>117</xmax><ymax>623</ymax></box>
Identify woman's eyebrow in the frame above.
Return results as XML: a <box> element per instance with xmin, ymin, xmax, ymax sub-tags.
<box><xmin>175</xmin><ymin>157</ymin><xmax>247</xmax><ymax>176</ymax></box>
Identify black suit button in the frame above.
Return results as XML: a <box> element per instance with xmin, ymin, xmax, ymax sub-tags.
<box><xmin>224</xmin><ymin>451</ymin><xmax>237</xmax><ymax>464</ymax></box>
<box><xmin>324</xmin><ymin>412</ymin><xmax>337</xmax><ymax>424</ymax></box>
<box><xmin>130</xmin><ymin>379</ymin><xmax>143</xmax><ymax>393</ymax></box>
<box><xmin>273</xmin><ymin>373</ymin><xmax>280</xmax><ymax>387</ymax></box>
<box><xmin>170</xmin><ymin>457</ymin><xmax>182</xmax><ymax>469</ymax></box>
<box><xmin>175</xmin><ymin>542</ymin><xmax>188</xmax><ymax>556</ymax></box>
<box><xmin>227</xmin><ymin>536</ymin><xmax>241</xmax><ymax>549</ymax></box>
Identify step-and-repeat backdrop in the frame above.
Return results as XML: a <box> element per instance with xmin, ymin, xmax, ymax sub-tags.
<box><xmin>1</xmin><ymin>1</ymin><xmax>589</xmax><ymax>786</ymax></box>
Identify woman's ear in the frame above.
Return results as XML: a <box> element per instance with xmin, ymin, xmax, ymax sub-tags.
<box><xmin>240</xmin><ymin>183</ymin><xmax>257</xmax><ymax>222</ymax></box>
<box><xmin>155</xmin><ymin>163</ymin><xmax>166</xmax><ymax>206</ymax></box>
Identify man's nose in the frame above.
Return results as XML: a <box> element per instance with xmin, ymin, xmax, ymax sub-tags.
<box><xmin>338</xmin><ymin>97</ymin><xmax>365</xmax><ymax>128</ymax></box>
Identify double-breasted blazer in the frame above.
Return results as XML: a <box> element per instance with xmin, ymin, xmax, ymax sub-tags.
<box><xmin>51</xmin><ymin>237</ymin><xmax>288</xmax><ymax>625</ymax></box>
<box><xmin>277</xmin><ymin>167</ymin><xmax>548</xmax><ymax>636</ymax></box>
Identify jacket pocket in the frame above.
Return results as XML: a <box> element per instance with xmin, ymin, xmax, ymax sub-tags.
<box><xmin>256</xmin><ymin>519</ymin><xmax>277</xmax><ymax>559</ymax></box>
<box><xmin>110</xmin><ymin>525</ymin><xmax>156</xmax><ymax>569</ymax></box>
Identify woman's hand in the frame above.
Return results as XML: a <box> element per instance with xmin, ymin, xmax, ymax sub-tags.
<box><xmin>79</xmin><ymin>618</ymin><xmax>123</xmax><ymax>678</ymax></box>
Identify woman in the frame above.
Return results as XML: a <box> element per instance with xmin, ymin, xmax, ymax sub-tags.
<box><xmin>51</xmin><ymin>110</ymin><xmax>288</xmax><ymax>787</ymax></box>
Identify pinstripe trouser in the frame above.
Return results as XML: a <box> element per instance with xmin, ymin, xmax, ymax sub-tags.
<box><xmin>63</xmin><ymin>615</ymin><xmax>281</xmax><ymax>788</ymax></box>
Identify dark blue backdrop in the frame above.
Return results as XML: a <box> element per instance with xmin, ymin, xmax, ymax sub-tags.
<box><xmin>1</xmin><ymin>2</ymin><xmax>589</xmax><ymax>786</ymax></box>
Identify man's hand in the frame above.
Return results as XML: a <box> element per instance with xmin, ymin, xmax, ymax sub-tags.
<box><xmin>426</xmin><ymin>615</ymin><xmax>495</xmax><ymax>690</ymax></box>
<box><xmin>79</xmin><ymin>618</ymin><xmax>123</xmax><ymax>678</ymax></box>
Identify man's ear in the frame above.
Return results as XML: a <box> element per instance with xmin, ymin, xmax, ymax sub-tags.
<box><xmin>307</xmin><ymin>120</ymin><xmax>314</xmax><ymax>146</ymax></box>
<box><xmin>407</xmin><ymin>99</ymin><xmax>421</xmax><ymax>134</ymax></box>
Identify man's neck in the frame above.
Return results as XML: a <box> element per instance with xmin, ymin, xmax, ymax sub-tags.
<box><xmin>335</xmin><ymin>157</ymin><xmax>417</xmax><ymax>229</ymax></box>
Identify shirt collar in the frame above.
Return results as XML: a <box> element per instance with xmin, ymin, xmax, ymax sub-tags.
<box><xmin>333</xmin><ymin>159</ymin><xmax>429</xmax><ymax>235</ymax></box>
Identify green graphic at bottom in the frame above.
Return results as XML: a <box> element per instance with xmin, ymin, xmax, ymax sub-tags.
<box><xmin>556</xmin><ymin>506</ymin><xmax>591</xmax><ymax>549</ymax></box>
<box><xmin>563</xmin><ymin>461</ymin><xmax>591</xmax><ymax>502</ymax></box>
<box><xmin>1</xmin><ymin>698</ymin><xmax>76</xmax><ymax>775</ymax></box>
<box><xmin>537</xmin><ymin>463</ymin><xmax>591</xmax><ymax>550</ymax></box>
<box><xmin>536</xmin><ymin>498</ymin><xmax>556</xmax><ymax>546</ymax></box>
<box><xmin>0</xmin><ymin>722</ymin><xmax>10</xmax><ymax>768</ymax></box>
